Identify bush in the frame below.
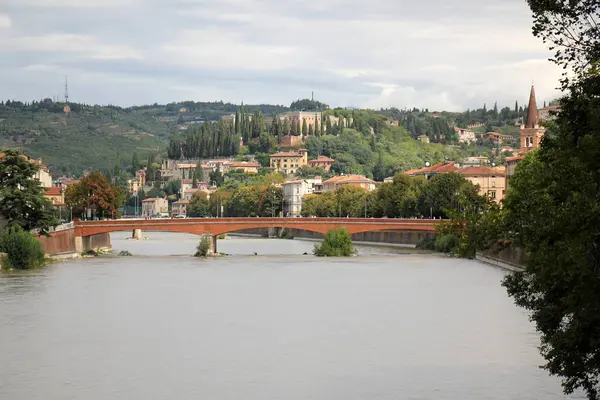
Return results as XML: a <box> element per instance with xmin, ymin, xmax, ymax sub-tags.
<box><xmin>314</xmin><ymin>227</ymin><xmax>355</xmax><ymax>257</ymax></box>
<box><xmin>434</xmin><ymin>233</ymin><xmax>460</xmax><ymax>254</ymax></box>
<box><xmin>0</xmin><ymin>226</ymin><xmax>46</xmax><ymax>270</ymax></box>
<box><xmin>416</xmin><ymin>236</ymin><xmax>436</xmax><ymax>250</ymax></box>
<box><xmin>194</xmin><ymin>236</ymin><xmax>212</xmax><ymax>257</ymax></box>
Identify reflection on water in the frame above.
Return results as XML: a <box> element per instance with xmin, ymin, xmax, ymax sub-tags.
<box><xmin>0</xmin><ymin>232</ymin><xmax>581</xmax><ymax>400</ymax></box>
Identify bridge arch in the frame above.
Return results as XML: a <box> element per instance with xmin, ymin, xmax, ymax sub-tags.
<box><xmin>74</xmin><ymin>217</ymin><xmax>437</xmax><ymax>239</ymax></box>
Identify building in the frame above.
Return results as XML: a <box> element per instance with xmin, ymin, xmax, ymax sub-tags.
<box><xmin>141</xmin><ymin>197</ymin><xmax>169</xmax><ymax>218</ymax></box>
<box><xmin>282</xmin><ymin>176</ymin><xmax>323</xmax><ymax>216</ymax></box>
<box><xmin>282</xmin><ymin>180</ymin><xmax>312</xmax><ymax>217</ymax></box>
<box><xmin>269</xmin><ymin>149</ymin><xmax>308</xmax><ymax>175</ymax></box>
<box><xmin>454</xmin><ymin>127</ymin><xmax>477</xmax><ymax>143</ymax></box>
<box><xmin>180</xmin><ymin>180</ymin><xmax>210</xmax><ymax>200</ymax></box>
<box><xmin>322</xmin><ymin>174</ymin><xmax>376</xmax><ymax>192</ymax></box>
<box><xmin>128</xmin><ymin>169</ymin><xmax>146</xmax><ymax>193</ymax></box>
<box><xmin>538</xmin><ymin>105</ymin><xmax>561</xmax><ymax>122</ymax></box>
<box><xmin>403</xmin><ymin>162</ymin><xmax>459</xmax><ymax>180</ymax></box>
<box><xmin>30</xmin><ymin>157</ymin><xmax>52</xmax><ymax>188</ymax></box>
<box><xmin>417</xmin><ymin>135</ymin><xmax>430</xmax><ymax>143</ymax></box>
<box><xmin>456</xmin><ymin>166</ymin><xmax>506</xmax><ymax>203</ymax></box>
<box><xmin>278</xmin><ymin>111</ymin><xmax>323</xmax><ymax>132</ymax></box>
<box><xmin>223</xmin><ymin>161</ymin><xmax>261</xmax><ymax>174</ymax></box>
<box><xmin>171</xmin><ymin>199</ymin><xmax>189</xmax><ymax>217</ymax></box>
<box><xmin>307</xmin><ymin>155</ymin><xmax>335</xmax><ymax>172</ymax></box>
<box><xmin>462</xmin><ymin>156</ymin><xmax>490</xmax><ymax>167</ymax></box>
<box><xmin>44</xmin><ymin>186</ymin><xmax>65</xmax><ymax>206</ymax></box>
<box><xmin>506</xmin><ymin>85</ymin><xmax>546</xmax><ymax>187</ymax></box>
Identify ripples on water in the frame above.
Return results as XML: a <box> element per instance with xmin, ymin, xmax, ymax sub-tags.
<box><xmin>0</xmin><ymin>232</ymin><xmax>582</xmax><ymax>399</ymax></box>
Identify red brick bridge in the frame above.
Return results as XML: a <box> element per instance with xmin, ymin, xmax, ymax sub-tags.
<box><xmin>74</xmin><ymin>217</ymin><xmax>438</xmax><ymax>253</ymax></box>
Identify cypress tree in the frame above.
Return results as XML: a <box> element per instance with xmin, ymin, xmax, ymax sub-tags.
<box><xmin>314</xmin><ymin>114</ymin><xmax>320</xmax><ymax>136</ymax></box>
<box><xmin>302</xmin><ymin>119</ymin><xmax>308</xmax><ymax>136</ymax></box>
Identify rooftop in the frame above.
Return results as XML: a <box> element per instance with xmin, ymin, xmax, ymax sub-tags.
<box><xmin>456</xmin><ymin>166</ymin><xmax>505</xmax><ymax>177</ymax></box>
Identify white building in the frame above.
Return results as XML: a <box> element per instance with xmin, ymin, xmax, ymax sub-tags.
<box><xmin>282</xmin><ymin>176</ymin><xmax>322</xmax><ymax>217</ymax></box>
<box><xmin>141</xmin><ymin>197</ymin><xmax>169</xmax><ymax>217</ymax></box>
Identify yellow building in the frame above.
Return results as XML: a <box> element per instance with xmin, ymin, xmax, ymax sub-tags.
<box><xmin>269</xmin><ymin>149</ymin><xmax>308</xmax><ymax>175</ymax></box>
<box><xmin>223</xmin><ymin>161</ymin><xmax>261</xmax><ymax>174</ymax></box>
<box><xmin>457</xmin><ymin>166</ymin><xmax>506</xmax><ymax>203</ymax></box>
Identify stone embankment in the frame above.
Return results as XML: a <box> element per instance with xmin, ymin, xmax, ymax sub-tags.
<box><xmin>36</xmin><ymin>223</ymin><xmax>111</xmax><ymax>258</ymax></box>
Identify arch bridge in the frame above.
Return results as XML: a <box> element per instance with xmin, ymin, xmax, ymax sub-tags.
<box><xmin>74</xmin><ymin>217</ymin><xmax>437</xmax><ymax>253</ymax></box>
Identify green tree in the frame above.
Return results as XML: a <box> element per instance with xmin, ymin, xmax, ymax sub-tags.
<box><xmin>314</xmin><ymin>115</ymin><xmax>320</xmax><ymax>136</ymax></box>
<box><xmin>188</xmin><ymin>191</ymin><xmax>211</xmax><ymax>217</ymax></box>
<box><xmin>302</xmin><ymin>119</ymin><xmax>308</xmax><ymax>136</ymax></box>
<box><xmin>194</xmin><ymin>163</ymin><xmax>204</xmax><ymax>184</ymax></box>
<box><xmin>0</xmin><ymin>226</ymin><xmax>45</xmax><ymax>269</ymax></box>
<box><xmin>64</xmin><ymin>171</ymin><xmax>125</xmax><ymax>219</ymax></box>
<box><xmin>314</xmin><ymin>227</ymin><xmax>355</xmax><ymax>257</ymax></box>
<box><xmin>209</xmin><ymin>167</ymin><xmax>224</xmax><ymax>187</ymax></box>
<box><xmin>131</xmin><ymin>151</ymin><xmax>141</xmax><ymax>171</ymax></box>
<box><xmin>499</xmin><ymin>2</ymin><xmax>600</xmax><ymax>398</ymax></box>
<box><xmin>194</xmin><ymin>236</ymin><xmax>211</xmax><ymax>257</ymax></box>
<box><xmin>0</xmin><ymin>149</ymin><xmax>58</xmax><ymax>234</ymax></box>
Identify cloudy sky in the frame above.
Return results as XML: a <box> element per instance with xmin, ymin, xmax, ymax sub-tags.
<box><xmin>0</xmin><ymin>0</ymin><xmax>562</xmax><ymax>111</ymax></box>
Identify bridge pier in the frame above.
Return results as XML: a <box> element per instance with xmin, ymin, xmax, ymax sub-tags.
<box><xmin>211</xmin><ymin>235</ymin><xmax>217</xmax><ymax>255</ymax></box>
<box><xmin>132</xmin><ymin>229</ymin><xmax>142</xmax><ymax>240</ymax></box>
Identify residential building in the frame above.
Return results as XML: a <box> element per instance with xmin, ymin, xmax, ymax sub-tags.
<box><xmin>417</xmin><ymin>135</ymin><xmax>430</xmax><ymax>143</ymax></box>
<box><xmin>538</xmin><ymin>105</ymin><xmax>561</xmax><ymax>122</ymax></box>
<box><xmin>180</xmin><ymin>180</ymin><xmax>209</xmax><ymax>200</ymax></box>
<box><xmin>307</xmin><ymin>155</ymin><xmax>335</xmax><ymax>172</ymax></box>
<box><xmin>128</xmin><ymin>169</ymin><xmax>146</xmax><ymax>193</ymax></box>
<box><xmin>223</xmin><ymin>160</ymin><xmax>261</xmax><ymax>174</ymax></box>
<box><xmin>141</xmin><ymin>197</ymin><xmax>169</xmax><ymax>217</ymax></box>
<box><xmin>383</xmin><ymin>176</ymin><xmax>394</xmax><ymax>183</ymax></box>
<box><xmin>456</xmin><ymin>166</ymin><xmax>506</xmax><ymax>203</ymax></box>
<box><xmin>32</xmin><ymin>158</ymin><xmax>52</xmax><ymax>188</ymax></box>
<box><xmin>506</xmin><ymin>85</ymin><xmax>546</xmax><ymax>188</ymax></box>
<box><xmin>403</xmin><ymin>162</ymin><xmax>459</xmax><ymax>180</ymax></box>
<box><xmin>44</xmin><ymin>186</ymin><xmax>65</xmax><ymax>206</ymax></box>
<box><xmin>454</xmin><ymin>127</ymin><xmax>477</xmax><ymax>143</ymax></box>
<box><xmin>171</xmin><ymin>199</ymin><xmax>189</xmax><ymax>217</ymax></box>
<box><xmin>322</xmin><ymin>174</ymin><xmax>376</xmax><ymax>192</ymax></box>
<box><xmin>282</xmin><ymin>180</ymin><xmax>312</xmax><ymax>217</ymax></box>
<box><xmin>282</xmin><ymin>176</ymin><xmax>323</xmax><ymax>216</ymax></box>
<box><xmin>462</xmin><ymin>156</ymin><xmax>489</xmax><ymax>167</ymax></box>
<box><xmin>270</xmin><ymin>149</ymin><xmax>308</xmax><ymax>175</ymax></box>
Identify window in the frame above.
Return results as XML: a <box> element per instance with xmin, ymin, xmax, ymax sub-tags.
<box><xmin>488</xmin><ymin>190</ymin><xmax>496</xmax><ymax>199</ymax></box>
<box><xmin>491</xmin><ymin>180</ymin><xmax>496</xmax><ymax>187</ymax></box>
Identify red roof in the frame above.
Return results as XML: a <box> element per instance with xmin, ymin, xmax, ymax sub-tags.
<box><xmin>457</xmin><ymin>166</ymin><xmax>505</xmax><ymax>177</ymax></box>
<box><xmin>173</xmin><ymin>199</ymin><xmax>190</xmax><ymax>204</ymax></box>
<box><xmin>506</xmin><ymin>155</ymin><xmax>524</xmax><ymax>163</ymax></box>
<box><xmin>403</xmin><ymin>162</ymin><xmax>458</xmax><ymax>176</ymax></box>
<box><xmin>142</xmin><ymin>197</ymin><xmax>164</xmax><ymax>202</ymax></box>
<box><xmin>44</xmin><ymin>186</ymin><xmax>62</xmax><ymax>196</ymax></box>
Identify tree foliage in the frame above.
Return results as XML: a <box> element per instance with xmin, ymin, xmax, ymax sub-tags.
<box><xmin>0</xmin><ymin>149</ymin><xmax>57</xmax><ymax>234</ymax></box>
<box><xmin>314</xmin><ymin>227</ymin><xmax>355</xmax><ymax>257</ymax></box>
<box><xmin>65</xmin><ymin>171</ymin><xmax>125</xmax><ymax>219</ymax></box>
<box><xmin>0</xmin><ymin>225</ymin><xmax>46</xmax><ymax>270</ymax></box>
<box><xmin>499</xmin><ymin>2</ymin><xmax>600</xmax><ymax>398</ymax></box>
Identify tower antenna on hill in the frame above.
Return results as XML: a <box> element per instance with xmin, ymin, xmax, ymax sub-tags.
<box><xmin>312</xmin><ymin>91</ymin><xmax>314</xmax><ymax>102</ymax></box>
<box><xmin>63</xmin><ymin>76</ymin><xmax>71</xmax><ymax>114</ymax></box>
<box><xmin>64</xmin><ymin>76</ymin><xmax>69</xmax><ymax>104</ymax></box>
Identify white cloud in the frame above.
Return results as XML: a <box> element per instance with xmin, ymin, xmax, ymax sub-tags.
<box><xmin>0</xmin><ymin>0</ymin><xmax>563</xmax><ymax>110</ymax></box>
<box><xmin>6</xmin><ymin>0</ymin><xmax>141</xmax><ymax>7</ymax></box>
<box><xmin>0</xmin><ymin>14</ymin><xmax>12</xmax><ymax>28</ymax></box>
<box><xmin>1</xmin><ymin>34</ymin><xmax>143</xmax><ymax>60</ymax></box>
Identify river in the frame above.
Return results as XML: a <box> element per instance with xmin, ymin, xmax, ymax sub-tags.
<box><xmin>0</xmin><ymin>232</ymin><xmax>581</xmax><ymax>399</ymax></box>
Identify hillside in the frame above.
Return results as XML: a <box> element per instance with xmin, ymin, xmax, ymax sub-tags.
<box><xmin>0</xmin><ymin>100</ymin><xmax>290</xmax><ymax>176</ymax></box>
<box><xmin>0</xmin><ymin>98</ymin><xmax>507</xmax><ymax>177</ymax></box>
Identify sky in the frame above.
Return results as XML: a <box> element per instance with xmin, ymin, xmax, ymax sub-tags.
<box><xmin>0</xmin><ymin>0</ymin><xmax>563</xmax><ymax>111</ymax></box>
